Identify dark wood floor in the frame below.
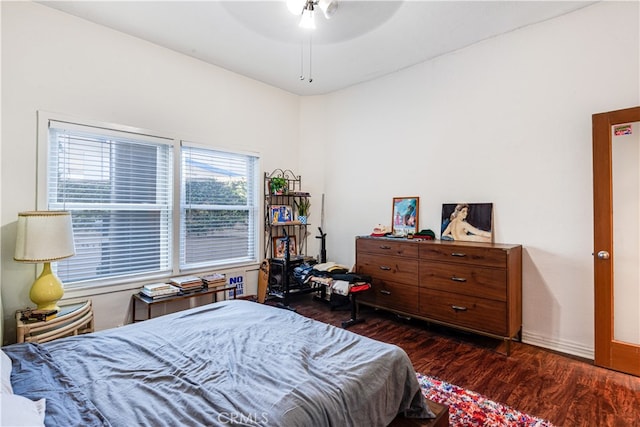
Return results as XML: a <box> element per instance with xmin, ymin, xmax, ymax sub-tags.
<box><xmin>281</xmin><ymin>295</ymin><xmax>640</xmax><ymax>427</ymax></box>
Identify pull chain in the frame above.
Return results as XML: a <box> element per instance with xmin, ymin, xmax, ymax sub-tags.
<box><xmin>299</xmin><ymin>40</ymin><xmax>305</xmax><ymax>80</ymax></box>
<box><xmin>308</xmin><ymin>34</ymin><xmax>313</xmax><ymax>83</ymax></box>
<box><xmin>298</xmin><ymin>34</ymin><xmax>314</xmax><ymax>83</ymax></box>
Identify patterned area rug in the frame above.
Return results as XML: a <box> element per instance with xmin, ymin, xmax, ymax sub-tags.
<box><xmin>416</xmin><ymin>373</ymin><xmax>555</xmax><ymax>427</ymax></box>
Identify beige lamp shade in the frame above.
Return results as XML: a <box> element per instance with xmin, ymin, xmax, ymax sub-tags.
<box><xmin>14</xmin><ymin>211</ymin><xmax>75</xmax><ymax>262</ymax></box>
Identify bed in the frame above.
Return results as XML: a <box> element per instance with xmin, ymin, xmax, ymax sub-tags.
<box><xmin>3</xmin><ymin>299</ymin><xmax>435</xmax><ymax>426</ymax></box>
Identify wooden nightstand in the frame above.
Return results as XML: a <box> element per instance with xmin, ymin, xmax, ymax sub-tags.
<box><xmin>16</xmin><ymin>300</ymin><xmax>94</xmax><ymax>344</ymax></box>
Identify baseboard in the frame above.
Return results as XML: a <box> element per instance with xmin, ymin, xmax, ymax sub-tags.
<box><xmin>522</xmin><ymin>330</ymin><xmax>594</xmax><ymax>360</ymax></box>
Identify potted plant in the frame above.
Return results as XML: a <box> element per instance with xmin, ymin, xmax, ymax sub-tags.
<box><xmin>269</xmin><ymin>177</ymin><xmax>288</xmax><ymax>195</ymax></box>
<box><xmin>294</xmin><ymin>198</ymin><xmax>311</xmax><ymax>224</ymax></box>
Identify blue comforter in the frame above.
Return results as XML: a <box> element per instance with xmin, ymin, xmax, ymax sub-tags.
<box><xmin>5</xmin><ymin>300</ymin><xmax>433</xmax><ymax>426</ymax></box>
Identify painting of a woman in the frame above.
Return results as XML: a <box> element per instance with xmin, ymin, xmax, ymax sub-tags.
<box><xmin>441</xmin><ymin>203</ymin><xmax>493</xmax><ymax>242</ymax></box>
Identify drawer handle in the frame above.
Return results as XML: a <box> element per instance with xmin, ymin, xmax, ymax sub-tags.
<box><xmin>380</xmin><ymin>290</ymin><xmax>391</xmax><ymax>295</ymax></box>
<box><xmin>379</xmin><ymin>266</ymin><xmax>392</xmax><ymax>271</ymax></box>
<box><xmin>451</xmin><ymin>305</ymin><xmax>468</xmax><ymax>312</ymax></box>
<box><xmin>451</xmin><ymin>276</ymin><xmax>467</xmax><ymax>282</ymax></box>
<box><xmin>451</xmin><ymin>252</ymin><xmax>467</xmax><ymax>257</ymax></box>
<box><xmin>379</xmin><ymin>245</ymin><xmax>391</xmax><ymax>250</ymax></box>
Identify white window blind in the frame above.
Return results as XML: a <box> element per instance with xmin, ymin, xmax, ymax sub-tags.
<box><xmin>48</xmin><ymin>120</ymin><xmax>173</xmax><ymax>285</ymax></box>
<box><xmin>180</xmin><ymin>144</ymin><xmax>259</xmax><ymax>269</ymax></box>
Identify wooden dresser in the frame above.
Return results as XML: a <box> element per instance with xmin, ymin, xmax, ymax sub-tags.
<box><xmin>356</xmin><ymin>237</ymin><xmax>522</xmax><ymax>354</ymax></box>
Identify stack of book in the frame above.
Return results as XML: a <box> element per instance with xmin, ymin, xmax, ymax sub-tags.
<box><xmin>141</xmin><ymin>283</ymin><xmax>180</xmax><ymax>299</ymax></box>
<box><xmin>169</xmin><ymin>275</ymin><xmax>204</xmax><ymax>293</ymax></box>
<box><xmin>19</xmin><ymin>308</ymin><xmax>59</xmax><ymax>322</ymax></box>
<box><xmin>201</xmin><ymin>273</ymin><xmax>226</xmax><ymax>288</ymax></box>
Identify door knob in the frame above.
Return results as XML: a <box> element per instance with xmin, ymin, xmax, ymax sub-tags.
<box><xmin>597</xmin><ymin>251</ymin><xmax>610</xmax><ymax>260</ymax></box>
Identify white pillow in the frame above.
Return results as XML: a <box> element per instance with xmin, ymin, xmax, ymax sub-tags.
<box><xmin>0</xmin><ymin>394</ymin><xmax>46</xmax><ymax>426</ymax></box>
<box><xmin>0</xmin><ymin>350</ymin><xmax>13</xmax><ymax>394</ymax></box>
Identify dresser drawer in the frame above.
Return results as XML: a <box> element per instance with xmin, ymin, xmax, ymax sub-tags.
<box><xmin>357</xmin><ymin>252</ymin><xmax>418</xmax><ymax>286</ymax></box>
<box><xmin>419</xmin><ymin>244</ymin><xmax>506</xmax><ymax>268</ymax></box>
<box><xmin>419</xmin><ymin>261</ymin><xmax>507</xmax><ymax>302</ymax></box>
<box><xmin>419</xmin><ymin>289</ymin><xmax>507</xmax><ymax>336</ymax></box>
<box><xmin>357</xmin><ymin>238</ymin><xmax>419</xmax><ymax>258</ymax></box>
<box><xmin>358</xmin><ymin>280</ymin><xmax>419</xmax><ymax>314</ymax></box>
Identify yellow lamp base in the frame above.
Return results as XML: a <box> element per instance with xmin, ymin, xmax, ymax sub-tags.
<box><xmin>29</xmin><ymin>262</ymin><xmax>64</xmax><ymax>312</ymax></box>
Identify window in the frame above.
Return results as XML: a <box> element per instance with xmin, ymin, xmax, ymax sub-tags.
<box><xmin>180</xmin><ymin>144</ymin><xmax>259</xmax><ymax>269</ymax></box>
<box><xmin>43</xmin><ymin>117</ymin><xmax>259</xmax><ymax>288</ymax></box>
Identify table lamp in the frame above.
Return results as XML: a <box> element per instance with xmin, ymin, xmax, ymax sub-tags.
<box><xmin>14</xmin><ymin>211</ymin><xmax>75</xmax><ymax>311</ymax></box>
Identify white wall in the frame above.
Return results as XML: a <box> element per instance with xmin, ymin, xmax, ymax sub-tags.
<box><xmin>1</xmin><ymin>2</ymin><xmax>300</xmax><ymax>342</ymax></box>
<box><xmin>299</xmin><ymin>1</ymin><xmax>639</xmax><ymax>358</ymax></box>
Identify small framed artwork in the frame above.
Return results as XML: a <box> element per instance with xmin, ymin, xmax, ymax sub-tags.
<box><xmin>270</xmin><ymin>205</ymin><xmax>293</xmax><ymax>224</ymax></box>
<box><xmin>441</xmin><ymin>202</ymin><xmax>493</xmax><ymax>243</ymax></box>
<box><xmin>392</xmin><ymin>197</ymin><xmax>419</xmax><ymax>236</ymax></box>
<box><xmin>272</xmin><ymin>236</ymin><xmax>297</xmax><ymax>258</ymax></box>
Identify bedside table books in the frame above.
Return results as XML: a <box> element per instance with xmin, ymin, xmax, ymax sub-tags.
<box><xmin>18</xmin><ymin>308</ymin><xmax>58</xmax><ymax>322</ymax></box>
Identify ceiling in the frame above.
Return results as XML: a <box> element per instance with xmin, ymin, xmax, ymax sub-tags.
<box><xmin>39</xmin><ymin>1</ymin><xmax>597</xmax><ymax>96</ymax></box>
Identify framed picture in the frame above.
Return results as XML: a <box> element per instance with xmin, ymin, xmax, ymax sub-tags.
<box><xmin>392</xmin><ymin>197</ymin><xmax>419</xmax><ymax>236</ymax></box>
<box><xmin>272</xmin><ymin>236</ymin><xmax>297</xmax><ymax>258</ymax></box>
<box><xmin>270</xmin><ymin>205</ymin><xmax>293</xmax><ymax>224</ymax></box>
<box><xmin>441</xmin><ymin>202</ymin><xmax>493</xmax><ymax>243</ymax></box>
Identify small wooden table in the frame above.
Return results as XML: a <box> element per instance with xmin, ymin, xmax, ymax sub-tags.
<box><xmin>16</xmin><ymin>300</ymin><xmax>94</xmax><ymax>344</ymax></box>
<box><xmin>131</xmin><ymin>286</ymin><xmax>237</xmax><ymax>322</ymax></box>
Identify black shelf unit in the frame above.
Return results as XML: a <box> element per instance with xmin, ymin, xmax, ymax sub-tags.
<box><xmin>264</xmin><ymin>169</ymin><xmax>315</xmax><ymax>309</ymax></box>
<box><xmin>264</xmin><ymin>169</ymin><xmax>310</xmax><ymax>258</ymax></box>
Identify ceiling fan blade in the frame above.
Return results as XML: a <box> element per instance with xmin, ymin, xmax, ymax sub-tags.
<box><xmin>319</xmin><ymin>0</ymin><xmax>338</xmax><ymax>19</ymax></box>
